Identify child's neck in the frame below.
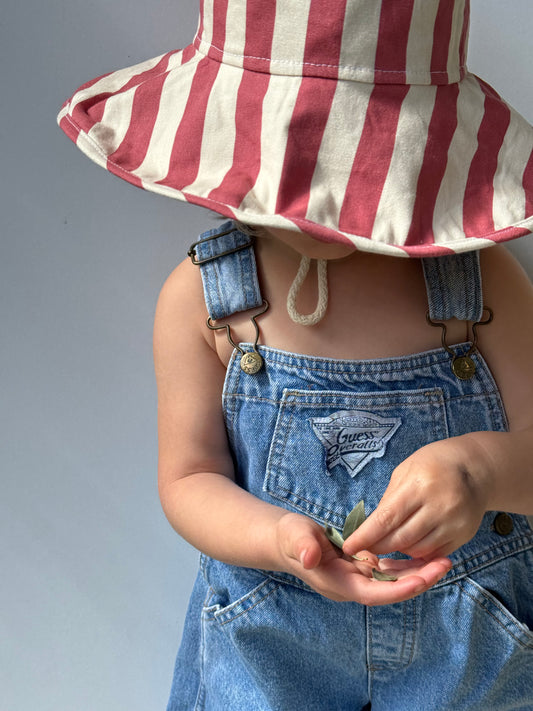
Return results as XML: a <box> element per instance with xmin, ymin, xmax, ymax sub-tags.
<box><xmin>261</xmin><ymin>227</ymin><xmax>359</xmax><ymax>261</ymax></box>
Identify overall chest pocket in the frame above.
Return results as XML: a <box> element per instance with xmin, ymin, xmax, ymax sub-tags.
<box><xmin>264</xmin><ymin>387</ymin><xmax>449</xmax><ymax>529</ymax></box>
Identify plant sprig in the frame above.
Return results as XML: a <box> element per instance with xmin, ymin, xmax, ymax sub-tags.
<box><xmin>323</xmin><ymin>500</ymin><xmax>397</xmax><ymax>581</ymax></box>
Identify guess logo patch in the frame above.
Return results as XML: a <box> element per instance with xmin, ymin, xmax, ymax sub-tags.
<box><xmin>310</xmin><ymin>410</ymin><xmax>401</xmax><ymax>477</ymax></box>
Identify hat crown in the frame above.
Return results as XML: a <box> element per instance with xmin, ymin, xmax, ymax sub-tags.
<box><xmin>195</xmin><ymin>0</ymin><xmax>469</xmax><ymax>84</ymax></box>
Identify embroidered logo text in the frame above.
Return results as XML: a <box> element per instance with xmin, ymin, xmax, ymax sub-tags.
<box><xmin>310</xmin><ymin>410</ymin><xmax>402</xmax><ymax>477</ymax></box>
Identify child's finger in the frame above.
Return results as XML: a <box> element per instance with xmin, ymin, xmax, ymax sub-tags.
<box><xmin>342</xmin><ymin>499</ymin><xmax>419</xmax><ymax>556</ymax></box>
<box><xmin>346</xmin><ymin>557</ymin><xmax>451</xmax><ymax>606</ymax></box>
<box><xmin>351</xmin><ymin>549</ymin><xmax>380</xmax><ymax>568</ymax></box>
<box><xmin>349</xmin><ymin>517</ymin><xmax>439</xmax><ymax>557</ymax></box>
<box><xmin>377</xmin><ymin>556</ymin><xmax>452</xmax><ymax>575</ymax></box>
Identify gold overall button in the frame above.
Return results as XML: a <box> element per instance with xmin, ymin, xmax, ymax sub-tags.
<box><xmin>240</xmin><ymin>351</ymin><xmax>263</xmax><ymax>375</ymax></box>
<box><xmin>493</xmin><ymin>512</ymin><xmax>514</xmax><ymax>536</ymax></box>
<box><xmin>451</xmin><ymin>356</ymin><xmax>476</xmax><ymax>380</ymax></box>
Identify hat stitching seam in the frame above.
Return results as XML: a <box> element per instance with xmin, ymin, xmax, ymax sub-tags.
<box><xmin>195</xmin><ymin>36</ymin><xmax>464</xmax><ymax>78</ymax></box>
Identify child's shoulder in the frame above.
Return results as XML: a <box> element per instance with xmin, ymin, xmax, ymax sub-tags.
<box><xmin>480</xmin><ymin>245</ymin><xmax>533</xmax><ymax>338</ymax></box>
<box><xmin>156</xmin><ymin>255</ymin><xmax>208</xmax><ymax>320</ymax></box>
<box><xmin>154</xmin><ymin>256</ymin><xmax>216</xmax><ymax>357</ymax></box>
<box><xmin>481</xmin><ymin>244</ymin><xmax>533</xmax><ymax>304</ymax></box>
<box><xmin>477</xmin><ymin>245</ymin><xmax>533</xmax><ymax>429</ymax></box>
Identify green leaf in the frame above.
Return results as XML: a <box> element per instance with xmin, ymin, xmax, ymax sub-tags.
<box><xmin>342</xmin><ymin>500</ymin><xmax>366</xmax><ymax>539</ymax></box>
<box><xmin>372</xmin><ymin>568</ymin><xmax>398</xmax><ymax>582</ymax></box>
<box><xmin>324</xmin><ymin>525</ymin><xmax>345</xmax><ymax>550</ymax></box>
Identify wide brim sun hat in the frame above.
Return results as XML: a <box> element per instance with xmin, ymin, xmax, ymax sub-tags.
<box><xmin>58</xmin><ymin>0</ymin><xmax>533</xmax><ymax>257</ymax></box>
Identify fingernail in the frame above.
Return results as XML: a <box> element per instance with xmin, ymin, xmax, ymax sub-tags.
<box><xmin>414</xmin><ymin>584</ymin><xmax>426</xmax><ymax>594</ymax></box>
<box><xmin>299</xmin><ymin>549</ymin><xmax>307</xmax><ymax>567</ymax></box>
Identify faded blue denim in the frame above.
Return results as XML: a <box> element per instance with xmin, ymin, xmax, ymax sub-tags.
<box><xmin>167</xmin><ymin>224</ymin><xmax>533</xmax><ymax>710</ymax></box>
<box><xmin>421</xmin><ymin>251</ymin><xmax>484</xmax><ymax>321</ymax></box>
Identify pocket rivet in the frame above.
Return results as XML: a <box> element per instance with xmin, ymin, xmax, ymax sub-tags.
<box><xmin>493</xmin><ymin>512</ymin><xmax>514</xmax><ymax>536</ymax></box>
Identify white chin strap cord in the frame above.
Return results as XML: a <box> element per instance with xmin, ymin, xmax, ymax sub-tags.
<box><xmin>286</xmin><ymin>256</ymin><xmax>329</xmax><ymax>326</ymax></box>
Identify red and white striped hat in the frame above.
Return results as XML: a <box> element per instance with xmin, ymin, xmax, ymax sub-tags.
<box><xmin>58</xmin><ymin>0</ymin><xmax>533</xmax><ymax>257</ymax></box>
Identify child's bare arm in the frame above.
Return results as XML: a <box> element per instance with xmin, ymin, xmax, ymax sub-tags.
<box><xmin>344</xmin><ymin>245</ymin><xmax>533</xmax><ymax>560</ymax></box>
<box><xmin>154</xmin><ymin>259</ymin><xmax>285</xmax><ymax>569</ymax></box>
<box><xmin>154</xmin><ymin>259</ymin><xmax>450</xmax><ymax>605</ymax></box>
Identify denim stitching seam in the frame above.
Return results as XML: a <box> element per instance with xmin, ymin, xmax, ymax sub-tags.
<box><xmin>215</xmin><ymin>582</ymin><xmax>281</xmax><ymax>626</ymax></box>
<box><xmin>435</xmin><ymin>539</ymin><xmax>533</xmax><ymax>588</ymax></box>
<box><xmin>452</xmin><ymin>580</ymin><xmax>533</xmax><ymax>649</ymax></box>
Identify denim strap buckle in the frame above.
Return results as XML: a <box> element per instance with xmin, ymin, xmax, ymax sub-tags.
<box><xmin>188</xmin><ymin>227</ymin><xmax>250</xmax><ymax>265</ymax></box>
<box><xmin>189</xmin><ymin>221</ymin><xmax>264</xmax><ymax>321</ymax></box>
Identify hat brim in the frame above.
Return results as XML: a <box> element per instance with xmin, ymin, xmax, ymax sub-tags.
<box><xmin>58</xmin><ymin>44</ymin><xmax>533</xmax><ymax>257</ymax></box>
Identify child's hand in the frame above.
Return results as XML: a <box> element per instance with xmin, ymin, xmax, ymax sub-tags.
<box><xmin>342</xmin><ymin>437</ymin><xmax>489</xmax><ymax>561</ymax></box>
<box><xmin>275</xmin><ymin>512</ymin><xmax>451</xmax><ymax>606</ymax></box>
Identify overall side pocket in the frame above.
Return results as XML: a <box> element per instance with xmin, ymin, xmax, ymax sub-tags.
<box><xmin>454</xmin><ymin>549</ymin><xmax>533</xmax><ymax>649</ymax></box>
<box><xmin>201</xmin><ymin>555</ymin><xmax>282</xmax><ymax>625</ymax></box>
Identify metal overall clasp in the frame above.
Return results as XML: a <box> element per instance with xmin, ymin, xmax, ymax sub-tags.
<box><xmin>207</xmin><ymin>300</ymin><xmax>269</xmax><ymax>375</ymax></box>
<box><xmin>187</xmin><ymin>226</ymin><xmax>250</xmax><ymax>265</ymax></box>
<box><xmin>426</xmin><ymin>308</ymin><xmax>494</xmax><ymax>380</ymax></box>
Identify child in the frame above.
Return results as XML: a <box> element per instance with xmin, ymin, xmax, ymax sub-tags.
<box><xmin>58</xmin><ymin>1</ymin><xmax>533</xmax><ymax>708</ymax></box>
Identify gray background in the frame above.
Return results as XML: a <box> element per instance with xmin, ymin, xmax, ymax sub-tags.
<box><xmin>3</xmin><ymin>2</ymin><xmax>533</xmax><ymax>709</ymax></box>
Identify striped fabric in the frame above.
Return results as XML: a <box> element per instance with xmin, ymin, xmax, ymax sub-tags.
<box><xmin>57</xmin><ymin>0</ymin><xmax>533</xmax><ymax>256</ymax></box>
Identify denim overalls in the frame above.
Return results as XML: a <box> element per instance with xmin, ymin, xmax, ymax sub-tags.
<box><xmin>167</xmin><ymin>222</ymin><xmax>533</xmax><ymax>711</ymax></box>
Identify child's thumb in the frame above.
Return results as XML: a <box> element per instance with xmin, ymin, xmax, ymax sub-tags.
<box><xmin>277</xmin><ymin>514</ymin><xmax>323</xmax><ymax>570</ymax></box>
<box><xmin>292</xmin><ymin>530</ymin><xmax>323</xmax><ymax>570</ymax></box>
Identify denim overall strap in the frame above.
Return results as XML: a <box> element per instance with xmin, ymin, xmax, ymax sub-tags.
<box><xmin>421</xmin><ymin>252</ymin><xmax>484</xmax><ymax>322</ymax></box>
<box><xmin>188</xmin><ymin>221</ymin><xmax>263</xmax><ymax>320</ymax></box>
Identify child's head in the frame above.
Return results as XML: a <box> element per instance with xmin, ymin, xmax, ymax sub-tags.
<box><xmin>58</xmin><ymin>0</ymin><xmax>533</xmax><ymax>258</ymax></box>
